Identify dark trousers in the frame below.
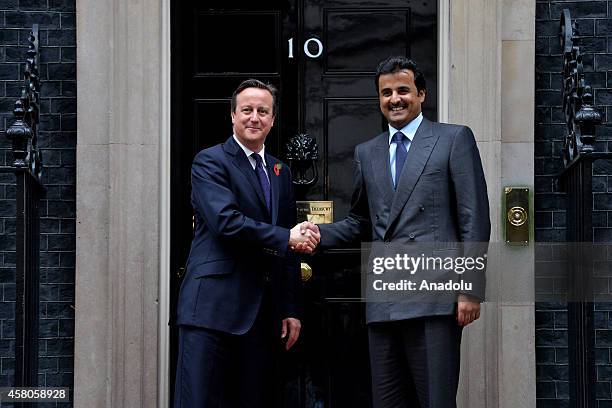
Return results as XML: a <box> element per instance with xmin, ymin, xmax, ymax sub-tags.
<box><xmin>368</xmin><ymin>316</ymin><xmax>463</xmax><ymax>408</ymax></box>
<box><xmin>174</xmin><ymin>296</ymin><xmax>279</xmax><ymax>408</ymax></box>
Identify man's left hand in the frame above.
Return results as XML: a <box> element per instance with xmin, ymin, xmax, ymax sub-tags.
<box><xmin>456</xmin><ymin>294</ymin><xmax>480</xmax><ymax>326</ymax></box>
<box><xmin>281</xmin><ymin>317</ymin><xmax>301</xmax><ymax>350</ymax></box>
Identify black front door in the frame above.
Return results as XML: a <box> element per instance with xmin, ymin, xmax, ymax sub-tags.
<box><xmin>170</xmin><ymin>1</ymin><xmax>437</xmax><ymax>406</ymax></box>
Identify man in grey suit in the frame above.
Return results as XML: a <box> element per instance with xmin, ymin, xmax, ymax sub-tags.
<box><xmin>300</xmin><ymin>57</ymin><xmax>490</xmax><ymax>407</ymax></box>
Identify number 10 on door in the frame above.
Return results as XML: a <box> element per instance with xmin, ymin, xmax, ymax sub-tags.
<box><xmin>288</xmin><ymin>37</ymin><xmax>323</xmax><ymax>59</ymax></box>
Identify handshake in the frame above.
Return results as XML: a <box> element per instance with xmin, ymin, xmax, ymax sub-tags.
<box><xmin>288</xmin><ymin>221</ymin><xmax>321</xmax><ymax>254</ymax></box>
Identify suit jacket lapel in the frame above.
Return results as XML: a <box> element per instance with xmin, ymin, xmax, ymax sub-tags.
<box><xmin>224</xmin><ymin>137</ymin><xmax>269</xmax><ymax>214</ymax></box>
<box><xmin>385</xmin><ymin>119</ymin><xmax>438</xmax><ymax>237</ymax></box>
<box><xmin>371</xmin><ymin>132</ymin><xmax>394</xmax><ymax>203</ymax></box>
<box><xmin>266</xmin><ymin>155</ymin><xmax>280</xmax><ymax>224</ymax></box>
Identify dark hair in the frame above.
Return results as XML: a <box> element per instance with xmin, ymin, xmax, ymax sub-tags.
<box><xmin>375</xmin><ymin>56</ymin><xmax>426</xmax><ymax>94</ymax></box>
<box><xmin>231</xmin><ymin>79</ymin><xmax>277</xmax><ymax>114</ymax></box>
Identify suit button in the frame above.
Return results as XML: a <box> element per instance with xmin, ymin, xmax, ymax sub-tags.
<box><xmin>419</xmin><ymin>206</ymin><xmax>425</xmax><ymax>212</ymax></box>
<box><xmin>409</xmin><ymin>233</ymin><xmax>415</xmax><ymax>240</ymax></box>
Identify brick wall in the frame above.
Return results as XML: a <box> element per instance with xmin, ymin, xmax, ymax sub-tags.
<box><xmin>536</xmin><ymin>1</ymin><xmax>612</xmax><ymax>407</ymax></box>
<box><xmin>0</xmin><ymin>0</ymin><xmax>75</xmax><ymax>402</ymax></box>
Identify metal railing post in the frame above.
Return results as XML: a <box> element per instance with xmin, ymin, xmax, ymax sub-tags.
<box><xmin>1</xmin><ymin>24</ymin><xmax>44</xmax><ymax>398</ymax></box>
<box><xmin>559</xmin><ymin>10</ymin><xmax>608</xmax><ymax>408</ymax></box>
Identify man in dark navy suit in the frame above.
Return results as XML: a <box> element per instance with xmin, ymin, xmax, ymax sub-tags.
<box><xmin>174</xmin><ymin>79</ymin><xmax>319</xmax><ymax>407</ymax></box>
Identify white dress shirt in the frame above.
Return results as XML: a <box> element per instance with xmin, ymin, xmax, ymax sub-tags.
<box><xmin>232</xmin><ymin>135</ymin><xmax>269</xmax><ymax>179</ymax></box>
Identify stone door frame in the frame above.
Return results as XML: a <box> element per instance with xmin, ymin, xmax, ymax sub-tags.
<box><xmin>75</xmin><ymin>0</ymin><xmax>536</xmax><ymax>406</ymax></box>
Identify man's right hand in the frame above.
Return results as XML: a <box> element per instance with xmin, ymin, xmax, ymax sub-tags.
<box><xmin>289</xmin><ymin>222</ymin><xmax>320</xmax><ymax>254</ymax></box>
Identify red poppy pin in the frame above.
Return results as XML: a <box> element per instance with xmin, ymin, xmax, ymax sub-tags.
<box><xmin>273</xmin><ymin>163</ymin><xmax>282</xmax><ymax>176</ymax></box>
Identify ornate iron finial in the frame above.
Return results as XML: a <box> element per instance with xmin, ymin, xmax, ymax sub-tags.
<box><xmin>5</xmin><ymin>24</ymin><xmax>42</xmax><ymax>180</ymax></box>
<box><xmin>575</xmin><ymin>85</ymin><xmax>601</xmax><ymax>153</ymax></box>
<box><xmin>560</xmin><ymin>10</ymin><xmax>601</xmax><ymax>165</ymax></box>
<box><xmin>285</xmin><ymin>133</ymin><xmax>319</xmax><ymax>186</ymax></box>
<box><xmin>6</xmin><ymin>98</ymin><xmax>30</xmax><ymax>168</ymax></box>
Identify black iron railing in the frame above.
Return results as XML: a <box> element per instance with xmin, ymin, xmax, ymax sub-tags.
<box><xmin>0</xmin><ymin>24</ymin><xmax>43</xmax><ymax>392</ymax></box>
<box><xmin>559</xmin><ymin>10</ymin><xmax>611</xmax><ymax>408</ymax></box>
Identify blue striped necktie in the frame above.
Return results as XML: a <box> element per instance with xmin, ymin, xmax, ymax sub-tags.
<box><xmin>392</xmin><ymin>131</ymin><xmax>407</xmax><ymax>188</ymax></box>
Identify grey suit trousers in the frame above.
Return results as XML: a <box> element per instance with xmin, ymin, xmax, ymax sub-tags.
<box><xmin>368</xmin><ymin>316</ymin><xmax>463</xmax><ymax>408</ymax></box>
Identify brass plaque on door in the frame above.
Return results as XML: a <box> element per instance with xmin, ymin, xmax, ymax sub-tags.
<box><xmin>296</xmin><ymin>201</ymin><xmax>333</xmax><ymax>224</ymax></box>
<box><xmin>504</xmin><ymin>187</ymin><xmax>530</xmax><ymax>245</ymax></box>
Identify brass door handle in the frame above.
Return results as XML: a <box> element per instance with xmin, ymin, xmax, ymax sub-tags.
<box><xmin>301</xmin><ymin>262</ymin><xmax>312</xmax><ymax>282</ymax></box>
